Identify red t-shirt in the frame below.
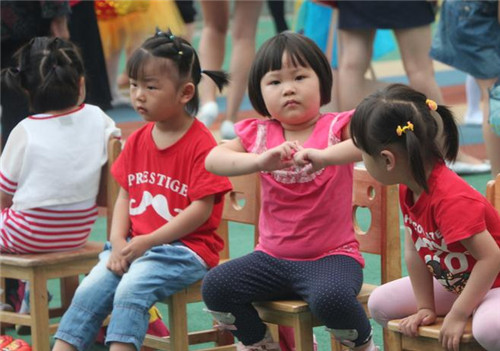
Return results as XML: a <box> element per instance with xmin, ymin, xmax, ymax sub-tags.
<box><xmin>400</xmin><ymin>162</ymin><xmax>500</xmax><ymax>293</ymax></box>
<box><xmin>111</xmin><ymin>120</ymin><xmax>232</xmax><ymax>268</ymax></box>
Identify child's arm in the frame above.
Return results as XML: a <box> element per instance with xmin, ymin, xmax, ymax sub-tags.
<box><xmin>399</xmin><ymin>229</ymin><xmax>437</xmax><ymax>337</ymax></box>
<box><xmin>440</xmin><ymin>230</ymin><xmax>500</xmax><ymax>350</ymax></box>
<box><xmin>0</xmin><ymin>191</ymin><xmax>13</xmax><ymax>210</ymax></box>
<box><xmin>106</xmin><ymin>187</ymin><xmax>132</xmax><ymax>276</ymax></box>
<box><xmin>121</xmin><ymin>195</ymin><xmax>215</xmax><ymax>262</ymax></box>
<box><xmin>293</xmin><ymin>140</ymin><xmax>362</xmax><ymax>173</ymax></box>
<box><xmin>205</xmin><ymin>138</ymin><xmax>299</xmax><ymax>176</ymax></box>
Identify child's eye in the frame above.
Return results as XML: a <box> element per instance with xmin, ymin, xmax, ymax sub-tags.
<box><xmin>130</xmin><ymin>82</ymin><xmax>137</xmax><ymax>88</ymax></box>
<box><xmin>269</xmin><ymin>80</ymin><xmax>280</xmax><ymax>85</ymax></box>
<box><xmin>147</xmin><ymin>86</ymin><xmax>157</xmax><ymax>90</ymax></box>
<box><xmin>295</xmin><ymin>75</ymin><xmax>306</xmax><ymax>81</ymax></box>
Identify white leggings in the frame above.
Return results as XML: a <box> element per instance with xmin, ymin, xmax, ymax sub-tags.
<box><xmin>367</xmin><ymin>277</ymin><xmax>500</xmax><ymax>351</ymax></box>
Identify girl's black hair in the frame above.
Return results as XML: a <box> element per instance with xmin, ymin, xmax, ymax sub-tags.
<box><xmin>127</xmin><ymin>29</ymin><xmax>229</xmax><ymax>116</ymax></box>
<box><xmin>1</xmin><ymin>37</ymin><xmax>85</xmax><ymax>113</ymax></box>
<box><xmin>248</xmin><ymin>31</ymin><xmax>333</xmax><ymax>117</ymax></box>
<box><xmin>350</xmin><ymin>84</ymin><xmax>459</xmax><ymax>192</ymax></box>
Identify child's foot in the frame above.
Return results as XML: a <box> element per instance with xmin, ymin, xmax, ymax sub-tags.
<box><xmin>0</xmin><ymin>303</ymin><xmax>14</xmax><ymax>312</ymax></box>
<box><xmin>197</xmin><ymin>101</ymin><xmax>219</xmax><ymax>127</ymax></box>
<box><xmin>236</xmin><ymin>329</ymin><xmax>280</xmax><ymax>351</ymax></box>
<box><xmin>220</xmin><ymin>120</ymin><xmax>236</xmax><ymax>140</ymax></box>
<box><xmin>2</xmin><ymin>339</ymin><xmax>32</xmax><ymax>351</ymax></box>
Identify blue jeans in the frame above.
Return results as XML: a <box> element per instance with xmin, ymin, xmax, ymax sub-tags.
<box><xmin>55</xmin><ymin>242</ymin><xmax>207</xmax><ymax>351</ymax></box>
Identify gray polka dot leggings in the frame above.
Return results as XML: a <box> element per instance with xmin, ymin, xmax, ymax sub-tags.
<box><xmin>201</xmin><ymin>251</ymin><xmax>372</xmax><ymax>346</ymax></box>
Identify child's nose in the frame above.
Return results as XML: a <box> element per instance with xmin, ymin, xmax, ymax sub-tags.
<box><xmin>283</xmin><ymin>81</ymin><xmax>295</xmax><ymax>95</ymax></box>
<box><xmin>135</xmin><ymin>87</ymin><xmax>146</xmax><ymax>101</ymax></box>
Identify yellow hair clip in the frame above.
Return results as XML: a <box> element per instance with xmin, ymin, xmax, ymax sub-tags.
<box><xmin>426</xmin><ymin>98</ymin><xmax>438</xmax><ymax>111</ymax></box>
<box><xmin>396</xmin><ymin>121</ymin><xmax>414</xmax><ymax>136</ymax></box>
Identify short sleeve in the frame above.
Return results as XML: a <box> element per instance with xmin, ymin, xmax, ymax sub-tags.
<box><xmin>330</xmin><ymin>110</ymin><xmax>354</xmax><ymax>141</ymax></box>
<box><xmin>434</xmin><ymin>196</ymin><xmax>488</xmax><ymax>244</ymax></box>
<box><xmin>102</xmin><ymin>111</ymin><xmax>121</xmax><ymax>165</ymax></box>
<box><xmin>111</xmin><ymin>142</ymin><xmax>130</xmax><ymax>191</ymax></box>
<box><xmin>235</xmin><ymin>118</ymin><xmax>261</xmax><ymax>152</ymax></box>
<box><xmin>188</xmin><ymin>141</ymin><xmax>232</xmax><ymax>202</ymax></box>
<box><xmin>0</xmin><ymin>125</ymin><xmax>28</xmax><ymax>195</ymax></box>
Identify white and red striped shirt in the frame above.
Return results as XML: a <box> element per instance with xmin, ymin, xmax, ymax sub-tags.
<box><xmin>0</xmin><ymin>204</ymin><xmax>98</xmax><ymax>253</ymax></box>
<box><xmin>0</xmin><ymin>104</ymin><xmax>120</xmax><ymax>253</ymax></box>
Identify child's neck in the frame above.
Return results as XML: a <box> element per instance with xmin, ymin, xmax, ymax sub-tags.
<box><xmin>152</xmin><ymin>113</ymin><xmax>193</xmax><ymax>150</ymax></box>
<box><xmin>42</xmin><ymin>104</ymin><xmax>81</xmax><ymax>116</ymax></box>
<box><xmin>282</xmin><ymin>113</ymin><xmax>320</xmax><ymax>145</ymax></box>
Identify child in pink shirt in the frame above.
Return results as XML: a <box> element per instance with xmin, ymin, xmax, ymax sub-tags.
<box><xmin>203</xmin><ymin>32</ymin><xmax>378</xmax><ymax>351</ymax></box>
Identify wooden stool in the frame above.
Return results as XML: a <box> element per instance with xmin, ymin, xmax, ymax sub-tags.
<box><xmin>387</xmin><ymin>318</ymin><xmax>485</xmax><ymax>351</ymax></box>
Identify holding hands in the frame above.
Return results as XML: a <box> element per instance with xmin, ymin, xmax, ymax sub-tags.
<box><xmin>256</xmin><ymin>141</ymin><xmax>301</xmax><ymax>172</ymax></box>
<box><xmin>254</xmin><ymin>141</ymin><xmax>333</xmax><ymax>173</ymax></box>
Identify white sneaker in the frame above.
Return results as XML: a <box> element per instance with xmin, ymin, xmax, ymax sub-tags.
<box><xmin>236</xmin><ymin>329</ymin><xmax>280</xmax><ymax>351</ymax></box>
<box><xmin>220</xmin><ymin>120</ymin><xmax>236</xmax><ymax>140</ymax></box>
<box><xmin>197</xmin><ymin>101</ymin><xmax>219</xmax><ymax>127</ymax></box>
<box><xmin>446</xmin><ymin>160</ymin><xmax>491</xmax><ymax>175</ymax></box>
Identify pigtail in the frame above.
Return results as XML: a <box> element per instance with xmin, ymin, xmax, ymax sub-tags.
<box><xmin>1</xmin><ymin>40</ymin><xmax>35</xmax><ymax>98</ymax></box>
<box><xmin>0</xmin><ymin>67</ymin><xmax>26</xmax><ymax>97</ymax></box>
<box><xmin>404</xmin><ymin>129</ymin><xmax>430</xmax><ymax>193</ymax></box>
<box><xmin>435</xmin><ymin>105</ymin><xmax>459</xmax><ymax>162</ymax></box>
<box><xmin>201</xmin><ymin>70</ymin><xmax>230</xmax><ymax>92</ymax></box>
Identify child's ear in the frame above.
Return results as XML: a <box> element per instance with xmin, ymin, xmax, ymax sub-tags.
<box><xmin>380</xmin><ymin>150</ymin><xmax>397</xmax><ymax>171</ymax></box>
<box><xmin>179</xmin><ymin>82</ymin><xmax>195</xmax><ymax>104</ymax></box>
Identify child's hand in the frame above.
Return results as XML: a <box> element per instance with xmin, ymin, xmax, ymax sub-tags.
<box><xmin>107</xmin><ymin>242</ymin><xmax>129</xmax><ymax>276</ymax></box>
<box><xmin>121</xmin><ymin>235</ymin><xmax>154</xmax><ymax>263</ymax></box>
<box><xmin>293</xmin><ymin>148</ymin><xmax>326</xmax><ymax>174</ymax></box>
<box><xmin>439</xmin><ymin>311</ymin><xmax>468</xmax><ymax>351</ymax></box>
<box><xmin>256</xmin><ymin>141</ymin><xmax>301</xmax><ymax>172</ymax></box>
<box><xmin>399</xmin><ymin>308</ymin><xmax>437</xmax><ymax>337</ymax></box>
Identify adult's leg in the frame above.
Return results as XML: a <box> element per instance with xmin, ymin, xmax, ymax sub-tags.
<box><xmin>477</xmin><ymin>77</ymin><xmax>500</xmax><ymax>176</ymax></box>
<box><xmin>367</xmin><ymin>276</ymin><xmax>458</xmax><ymax>327</ymax></box>
<box><xmin>464</xmin><ymin>74</ymin><xmax>483</xmax><ymax>124</ymax></box>
<box><xmin>394</xmin><ymin>25</ymin><xmax>442</xmax><ymax>103</ymax></box>
<box><xmin>220</xmin><ymin>0</ymin><xmax>263</xmax><ymax>138</ymax></box>
<box><xmin>471</xmin><ymin>287</ymin><xmax>500</xmax><ymax>350</ymax></box>
<box><xmin>202</xmin><ymin>251</ymin><xmax>294</xmax><ymax>345</ymax></box>
<box><xmin>267</xmin><ymin>0</ymin><xmax>288</xmax><ymax>33</ymax></box>
<box><xmin>337</xmin><ymin>29</ymin><xmax>387</xmax><ymax>111</ymax></box>
<box><xmin>395</xmin><ymin>25</ymin><xmax>487</xmax><ymax>168</ymax></box>
<box><xmin>197</xmin><ymin>1</ymin><xmax>229</xmax><ymax>107</ymax></box>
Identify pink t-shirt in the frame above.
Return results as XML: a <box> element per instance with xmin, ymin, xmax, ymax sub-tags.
<box><xmin>235</xmin><ymin>112</ymin><xmax>364</xmax><ymax>265</ymax></box>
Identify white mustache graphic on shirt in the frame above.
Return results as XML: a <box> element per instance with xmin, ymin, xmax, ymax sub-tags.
<box><xmin>129</xmin><ymin>191</ymin><xmax>182</xmax><ymax>221</ymax></box>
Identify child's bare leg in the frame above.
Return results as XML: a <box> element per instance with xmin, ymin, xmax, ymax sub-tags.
<box><xmin>52</xmin><ymin>340</ymin><xmax>77</xmax><ymax>351</ymax></box>
<box><xmin>110</xmin><ymin>342</ymin><xmax>135</xmax><ymax>351</ymax></box>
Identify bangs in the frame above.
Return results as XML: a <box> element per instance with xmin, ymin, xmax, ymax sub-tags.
<box><xmin>256</xmin><ymin>37</ymin><xmax>311</xmax><ymax>78</ymax></box>
<box><xmin>127</xmin><ymin>48</ymin><xmax>151</xmax><ymax>80</ymax></box>
<box><xmin>127</xmin><ymin>48</ymin><xmax>176</xmax><ymax>81</ymax></box>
